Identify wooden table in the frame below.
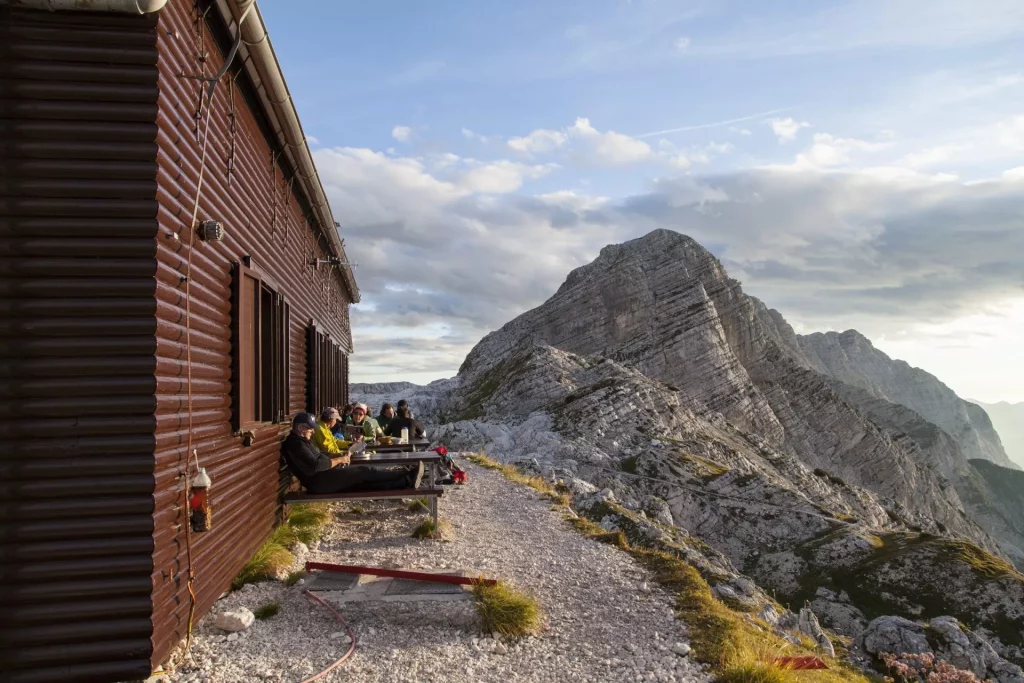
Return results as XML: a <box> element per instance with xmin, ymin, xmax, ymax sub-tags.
<box><xmin>365</xmin><ymin>439</ymin><xmax>433</xmax><ymax>453</ymax></box>
<box><xmin>347</xmin><ymin>450</ymin><xmax>443</xmax><ymax>526</ymax></box>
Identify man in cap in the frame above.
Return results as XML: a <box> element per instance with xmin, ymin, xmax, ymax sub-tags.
<box><xmin>314</xmin><ymin>407</ymin><xmax>354</xmax><ymax>454</ymax></box>
<box><xmin>282</xmin><ymin>412</ymin><xmax>422</xmax><ymax>494</ymax></box>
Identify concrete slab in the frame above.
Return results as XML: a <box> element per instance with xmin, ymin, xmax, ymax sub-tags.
<box><xmin>307</xmin><ymin>569</ymin><xmax>474</xmax><ymax>604</ymax></box>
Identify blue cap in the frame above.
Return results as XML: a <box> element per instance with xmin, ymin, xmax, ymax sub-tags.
<box><xmin>292</xmin><ymin>412</ymin><xmax>317</xmax><ymax>430</ymax></box>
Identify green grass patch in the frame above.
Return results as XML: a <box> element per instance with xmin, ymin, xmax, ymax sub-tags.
<box><xmin>287</xmin><ymin>503</ymin><xmax>332</xmax><ymax>544</ymax></box>
<box><xmin>284</xmin><ymin>570</ymin><xmax>307</xmax><ymax>587</ymax></box>
<box><xmin>409</xmin><ymin>497</ymin><xmax>430</xmax><ymax>512</ymax></box>
<box><xmin>253</xmin><ymin>601</ymin><xmax>281</xmax><ymax>620</ymax></box>
<box><xmin>473</xmin><ymin>580</ymin><xmax>542</xmax><ymax>638</ymax></box>
<box><xmin>467</xmin><ymin>452</ymin><xmax>571</xmax><ymax>507</ymax></box>
<box><xmin>411</xmin><ymin>517</ymin><xmax>453</xmax><ymax>541</ymax></box>
<box><xmin>232</xmin><ymin>503</ymin><xmax>333</xmax><ymax>590</ymax></box>
<box><xmin>231</xmin><ymin>542</ymin><xmax>294</xmax><ymax>590</ymax></box>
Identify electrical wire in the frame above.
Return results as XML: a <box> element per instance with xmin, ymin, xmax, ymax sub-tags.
<box><xmin>301</xmin><ymin>590</ymin><xmax>358</xmax><ymax>682</ymax></box>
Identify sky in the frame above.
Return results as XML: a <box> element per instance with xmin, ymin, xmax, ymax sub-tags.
<box><xmin>261</xmin><ymin>0</ymin><xmax>1024</xmax><ymax>403</ymax></box>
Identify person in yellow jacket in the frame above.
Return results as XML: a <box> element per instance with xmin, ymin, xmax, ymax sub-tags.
<box><xmin>313</xmin><ymin>407</ymin><xmax>356</xmax><ymax>454</ymax></box>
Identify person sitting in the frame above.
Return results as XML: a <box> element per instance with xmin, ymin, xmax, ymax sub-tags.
<box><xmin>346</xmin><ymin>403</ymin><xmax>382</xmax><ymax>439</ymax></box>
<box><xmin>332</xmin><ymin>404</ymin><xmax>354</xmax><ymax>437</ymax></box>
<box><xmin>377</xmin><ymin>403</ymin><xmax>395</xmax><ymax>431</ymax></box>
<box><xmin>282</xmin><ymin>412</ymin><xmax>422</xmax><ymax>494</ymax></box>
<box><xmin>315</xmin><ymin>408</ymin><xmax>354</xmax><ymax>453</ymax></box>
<box><xmin>385</xmin><ymin>406</ymin><xmax>426</xmax><ymax>440</ymax></box>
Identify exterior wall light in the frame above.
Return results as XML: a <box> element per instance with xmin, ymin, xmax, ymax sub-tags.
<box><xmin>197</xmin><ymin>220</ymin><xmax>225</xmax><ymax>242</ymax></box>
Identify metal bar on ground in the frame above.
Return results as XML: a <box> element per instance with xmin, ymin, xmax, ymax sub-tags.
<box><xmin>304</xmin><ymin>561</ymin><xmax>498</xmax><ymax>586</ymax></box>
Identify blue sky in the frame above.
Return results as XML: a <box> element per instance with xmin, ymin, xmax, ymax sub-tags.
<box><xmin>260</xmin><ymin>0</ymin><xmax>1024</xmax><ymax>403</ymax></box>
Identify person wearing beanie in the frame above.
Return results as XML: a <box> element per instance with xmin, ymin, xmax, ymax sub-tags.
<box><xmin>281</xmin><ymin>412</ymin><xmax>422</xmax><ymax>494</ymax></box>
<box><xmin>345</xmin><ymin>403</ymin><xmax>383</xmax><ymax>439</ymax></box>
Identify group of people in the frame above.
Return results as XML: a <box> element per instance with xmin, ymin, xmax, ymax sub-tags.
<box><xmin>281</xmin><ymin>398</ymin><xmax>426</xmax><ymax>495</ymax></box>
<box><xmin>332</xmin><ymin>401</ymin><xmax>426</xmax><ymax>441</ymax></box>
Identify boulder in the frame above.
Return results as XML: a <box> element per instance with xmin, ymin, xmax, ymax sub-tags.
<box><xmin>860</xmin><ymin>616</ymin><xmax>932</xmax><ymax>656</ymax></box>
<box><xmin>213</xmin><ymin>608</ymin><xmax>254</xmax><ymax>633</ymax></box>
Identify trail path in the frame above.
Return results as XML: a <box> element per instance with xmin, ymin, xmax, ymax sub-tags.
<box><xmin>174</xmin><ymin>456</ymin><xmax>707</xmax><ymax>683</ymax></box>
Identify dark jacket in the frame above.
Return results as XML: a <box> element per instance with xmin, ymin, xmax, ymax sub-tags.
<box><xmin>281</xmin><ymin>431</ymin><xmax>334</xmax><ymax>486</ymax></box>
<box><xmin>385</xmin><ymin>416</ymin><xmax>426</xmax><ymax>439</ymax></box>
<box><xmin>377</xmin><ymin>413</ymin><xmax>393</xmax><ymax>431</ymax></box>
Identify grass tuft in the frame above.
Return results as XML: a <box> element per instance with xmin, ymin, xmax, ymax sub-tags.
<box><xmin>232</xmin><ymin>503</ymin><xmax>333</xmax><ymax>590</ymax></box>
<box><xmin>467</xmin><ymin>452</ymin><xmax>571</xmax><ymax>507</ymax></box>
<box><xmin>473</xmin><ymin>580</ymin><xmax>542</xmax><ymax>638</ymax></box>
<box><xmin>411</xmin><ymin>517</ymin><xmax>453</xmax><ymax>540</ymax></box>
<box><xmin>287</xmin><ymin>503</ymin><xmax>332</xmax><ymax>544</ymax></box>
<box><xmin>231</xmin><ymin>542</ymin><xmax>294</xmax><ymax>590</ymax></box>
<box><xmin>284</xmin><ymin>570</ymin><xmax>307</xmax><ymax>587</ymax></box>
<box><xmin>253</xmin><ymin>601</ymin><xmax>281</xmax><ymax>620</ymax></box>
<box><xmin>408</xmin><ymin>497</ymin><xmax>430</xmax><ymax>512</ymax></box>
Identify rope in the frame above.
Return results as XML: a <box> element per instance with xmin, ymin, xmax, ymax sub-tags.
<box><xmin>301</xmin><ymin>591</ymin><xmax>358</xmax><ymax>682</ymax></box>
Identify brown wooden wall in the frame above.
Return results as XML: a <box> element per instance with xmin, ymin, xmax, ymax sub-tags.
<box><xmin>150</xmin><ymin>0</ymin><xmax>353</xmax><ymax>669</ymax></box>
<box><xmin>0</xmin><ymin>8</ymin><xmax>161</xmax><ymax>683</ymax></box>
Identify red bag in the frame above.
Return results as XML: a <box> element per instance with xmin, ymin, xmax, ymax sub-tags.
<box><xmin>452</xmin><ymin>470</ymin><xmax>467</xmax><ymax>485</ymax></box>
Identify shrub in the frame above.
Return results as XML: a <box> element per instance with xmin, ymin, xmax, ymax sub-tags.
<box><xmin>473</xmin><ymin>580</ymin><xmax>542</xmax><ymax>637</ymax></box>
<box><xmin>287</xmin><ymin>503</ymin><xmax>331</xmax><ymax>544</ymax></box>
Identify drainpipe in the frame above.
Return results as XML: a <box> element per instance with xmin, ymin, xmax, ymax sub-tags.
<box><xmin>220</xmin><ymin>0</ymin><xmax>360</xmax><ymax>303</ymax></box>
<box><xmin>1</xmin><ymin>0</ymin><xmax>168</xmax><ymax>12</ymax></box>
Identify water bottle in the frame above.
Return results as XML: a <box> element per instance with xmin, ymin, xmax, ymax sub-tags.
<box><xmin>400</xmin><ymin>428</ymin><xmax>409</xmax><ymax>444</ymax></box>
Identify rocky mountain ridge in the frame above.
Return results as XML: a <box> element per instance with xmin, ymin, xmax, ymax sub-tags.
<box><xmin>353</xmin><ymin>228</ymin><xmax>1024</xmax><ymax>679</ymax></box>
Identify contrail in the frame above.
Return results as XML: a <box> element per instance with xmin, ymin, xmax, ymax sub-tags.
<box><xmin>636</xmin><ymin>107</ymin><xmax>793</xmax><ymax>138</ymax></box>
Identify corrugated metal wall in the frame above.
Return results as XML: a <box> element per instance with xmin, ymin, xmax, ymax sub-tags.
<box><xmin>0</xmin><ymin>7</ymin><xmax>160</xmax><ymax>683</ymax></box>
<box><xmin>151</xmin><ymin>0</ymin><xmax>353</xmax><ymax>668</ymax></box>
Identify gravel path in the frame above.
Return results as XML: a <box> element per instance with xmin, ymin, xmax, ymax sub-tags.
<box><xmin>171</xmin><ymin>456</ymin><xmax>708</xmax><ymax>683</ymax></box>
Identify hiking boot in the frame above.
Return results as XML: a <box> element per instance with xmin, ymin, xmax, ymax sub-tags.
<box><xmin>438</xmin><ymin>475</ymin><xmax>456</xmax><ymax>485</ymax></box>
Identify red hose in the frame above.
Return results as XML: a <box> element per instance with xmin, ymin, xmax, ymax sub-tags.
<box><xmin>300</xmin><ymin>591</ymin><xmax>357</xmax><ymax>683</ymax></box>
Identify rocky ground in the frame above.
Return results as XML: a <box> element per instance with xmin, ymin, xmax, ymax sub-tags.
<box><xmin>168</xmin><ymin>457</ymin><xmax>709</xmax><ymax>683</ymax></box>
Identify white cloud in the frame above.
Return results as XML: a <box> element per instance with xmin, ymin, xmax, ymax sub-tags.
<box><xmin>730</xmin><ymin>127</ymin><xmax>753</xmax><ymax>136</ymax></box>
<box><xmin>793</xmin><ymin>133</ymin><xmax>892</xmax><ymax>168</ymax></box>
<box><xmin>458</xmin><ymin>160</ymin><xmax>557</xmax><ymax>193</ymax></box>
<box><xmin>507</xmin><ymin>129</ymin><xmax>569</xmax><ymax>155</ymax></box>
<box><xmin>317</xmin><ymin>143</ymin><xmax>1024</xmax><ymax>401</ymax></box>
<box><xmin>307</xmin><ymin>135</ymin><xmax>320</xmax><ymax>145</ymax></box>
<box><xmin>391</xmin><ymin>125</ymin><xmax>413</xmax><ymax>142</ymax></box>
<box><xmin>675</xmin><ymin>36</ymin><xmax>691</xmax><ymax>51</ymax></box>
<box><xmin>462</xmin><ymin>127</ymin><xmax>498</xmax><ymax>144</ymax></box>
<box><xmin>568</xmin><ymin>117</ymin><xmax>653</xmax><ymax>166</ymax></box>
<box><xmin>769</xmin><ymin>117</ymin><xmax>810</xmax><ymax>143</ymax></box>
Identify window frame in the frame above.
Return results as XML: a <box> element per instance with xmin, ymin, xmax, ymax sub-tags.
<box><xmin>306</xmin><ymin>323</ymin><xmax>349</xmax><ymax>414</ymax></box>
<box><xmin>232</xmin><ymin>260</ymin><xmax>290</xmax><ymax>431</ymax></box>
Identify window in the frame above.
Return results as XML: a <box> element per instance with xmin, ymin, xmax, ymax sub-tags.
<box><xmin>233</xmin><ymin>262</ymin><xmax>290</xmax><ymax>430</ymax></box>
<box><xmin>306</xmin><ymin>324</ymin><xmax>349</xmax><ymax>413</ymax></box>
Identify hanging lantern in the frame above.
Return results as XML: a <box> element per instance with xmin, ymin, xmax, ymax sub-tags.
<box><xmin>189</xmin><ymin>467</ymin><xmax>212</xmax><ymax>532</ymax></box>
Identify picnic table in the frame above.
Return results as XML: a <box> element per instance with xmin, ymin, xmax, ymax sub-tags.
<box><xmin>366</xmin><ymin>438</ymin><xmax>432</xmax><ymax>453</ymax></box>
<box><xmin>285</xmin><ymin>448</ymin><xmax>444</xmax><ymax>527</ymax></box>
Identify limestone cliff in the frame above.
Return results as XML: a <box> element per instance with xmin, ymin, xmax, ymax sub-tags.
<box><xmin>799</xmin><ymin>330</ymin><xmax>1014</xmax><ymax>468</ymax></box>
<box><xmin>459</xmin><ymin>229</ymin><xmax>982</xmax><ymax>543</ymax></box>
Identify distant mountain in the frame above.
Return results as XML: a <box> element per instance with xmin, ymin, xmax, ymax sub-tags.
<box><xmin>799</xmin><ymin>331</ymin><xmax>1014</xmax><ymax>469</ymax></box>
<box><xmin>970</xmin><ymin>401</ymin><xmax>1024</xmax><ymax>469</ymax></box>
<box><xmin>358</xmin><ymin>229</ymin><xmax>1024</xmax><ymax>666</ymax></box>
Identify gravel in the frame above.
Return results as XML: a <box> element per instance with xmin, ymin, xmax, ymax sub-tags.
<box><xmin>164</xmin><ymin>455</ymin><xmax>709</xmax><ymax>683</ymax></box>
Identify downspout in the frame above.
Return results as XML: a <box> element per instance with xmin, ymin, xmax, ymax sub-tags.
<box><xmin>1</xmin><ymin>0</ymin><xmax>168</xmax><ymax>12</ymax></box>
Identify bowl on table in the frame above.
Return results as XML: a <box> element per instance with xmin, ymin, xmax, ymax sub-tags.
<box><xmin>378</xmin><ymin>436</ymin><xmax>394</xmax><ymax>445</ymax></box>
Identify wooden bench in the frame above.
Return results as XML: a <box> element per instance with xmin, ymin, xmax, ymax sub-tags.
<box><xmin>284</xmin><ymin>487</ymin><xmax>443</xmax><ymax>527</ymax></box>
